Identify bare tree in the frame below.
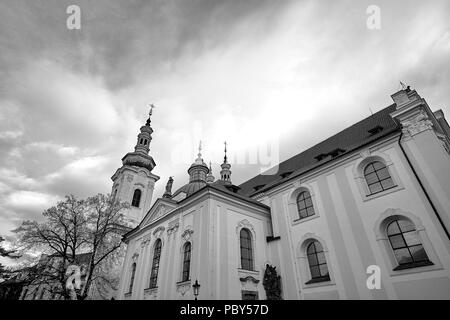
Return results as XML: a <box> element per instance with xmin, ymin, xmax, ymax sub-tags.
<box><xmin>0</xmin><ymin>235</ymin><xmax>21</xmax><ymax>282</ymax></box>
<box><xmin>13</xmin><ymin>194</ymin><xmax>130</xmax><ymax>300</ymax></box>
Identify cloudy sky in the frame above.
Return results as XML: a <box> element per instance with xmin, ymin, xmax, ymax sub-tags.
<box><xmin>0</xmin><ymin>0</ymin><xmax>449</xmax><ymax>243</ymax></box>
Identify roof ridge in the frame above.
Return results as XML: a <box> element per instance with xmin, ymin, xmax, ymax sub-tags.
<box><xmin>238</xmin><ymin>103</ymin><xmax>399</xmax><ymax>195</ymax></box>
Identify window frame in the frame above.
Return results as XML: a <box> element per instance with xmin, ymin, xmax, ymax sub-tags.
<box><xmin>296</xmin><ymin>190</ymin><xmax>316</xmax><ymax>220</ymax></box>
<box><xmin>353</xmin><ymin>153</ymin><xmax>404</xmax><ymax>202</ymax></box>
<box><xmin>386</xmin><ymin>218</ymin><xmax>433</xmax><ymax>270</ymax></box>
<box><xmin>181</xmin><ymin>242</ymin><xmax>192</xmax><ymax>282</ymax></box>
<box><xmin>241</xmin><ymin>290</ymin><xmax>259</xmax><ymax>300</ymax></box>
<box><xmin>131</xmin><ymin>189</ymin><xmax>142</xmax><ymax>208</ymax></box>
<box><xmin>149</xmin><ymin>239</ymin><xmax>162</xmax><ymax>289</ymax></box>
<box><xmin>240</xmin><ymin>228</ymin><xmax>254</xmax><ymax>271</ymax></box>
<box><xmin>297</xmin><ymin>235</ymin><xmax>335</xmax><ymax>289</ymax></box>
<box><xmin>128</xmin><ymin>262</ymin><xmax>136</xmax><ymax>294</ymax></box>
<box><xmin>363</xmin><ymin>161</ymin><xmax>396</xmax><ymax>195</ymax></box>
<box><xmin>374</xmin><ymin>209</ymin><xmax>441</xmax><ymax>276</ymax></box>
<box><xmin>288</xmin><ymin>184</ymin><xmax>321</xmax><ymax>226</ymax></box>
<box><xmin>305</xmin><ymin>240</ymin><xmax>331</xmax><ymax>284</ymax></box>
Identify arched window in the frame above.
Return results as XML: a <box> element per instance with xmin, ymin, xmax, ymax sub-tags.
<box><xmin>128</xmin><ymin>262</ymin><xmax>136</xmax><ymax>293</ymax></box>
<box><xmin>131</xmin><ymin>189</ymin><xmax>141</xmax><ymax>207</ymax></box>
<box><xmin>182</xmin><ymin>242</ymin><xmax>191</xmax><ymax>282</ymax></box>
<box><xmin>149</xmin><ymin>239</ymin><xmax>162</xmax><ymax>288</ymax></box>
<box><xmin>296</xmin><ymin>191</ymin><xmax>315</xmax><ymax>219</ymax></box>
<box><xmin>240</xmin><ymin>228</ymin><xmax>253</xmax><ymax>271</ymax></box>
<box><xmin>306</xmin><ymin>241</ymin><xmax>330</xmax><ymax>283</ymax></box>
<box><xmin>387</xmin><ymin>218</ymin><xmax>432</xmax><ymax>269</ymax></box>
<box><xmin>364</xmin><ymin>161</ymin><xmax>395</xmax><ymax>194</ymax></box>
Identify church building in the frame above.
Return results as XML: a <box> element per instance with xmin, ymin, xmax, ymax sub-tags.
<box><xmin>114</xmin><ymin>87</ymin><xmax>450</xmax><ymax>300</ymax></box>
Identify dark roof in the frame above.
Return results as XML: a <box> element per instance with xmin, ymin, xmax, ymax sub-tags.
<box><xmin>172</xmin><ymin>180</ymin><xmax>269</xmax><ymax>210</ymax></box>
<box><xmin>208</xmin><ymin>180</ymin><xmax>269</xmax><ymax>210</ymax></box>
<box><xmin>238</xmin><ymin>104</ymin><xmax>400</xmax><ymax>196</ymax></box>
<box><xmin>172</xmin><ymin>180</ymin><xmax>207</xmax><ymax>198</ymax></box>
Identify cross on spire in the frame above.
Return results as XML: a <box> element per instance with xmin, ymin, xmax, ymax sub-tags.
<box><xmin>224</xmin><ymin>141</ymin><xmax>228</xmax><ymax>163</ymax></box>
<box><xmin>146</xmin><ymin>104</ymin><xmax>156</xmax><ymax>126</ymax></box>
<box><xmin>149</xmin><ymin>103</ymin><xmax>156</xmax><ymax>116</ymax></box>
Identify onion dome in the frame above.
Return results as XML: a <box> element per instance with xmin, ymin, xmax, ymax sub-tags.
<box><xmin>172</xmin><ymin>141</ymin><xmax>209</xmax><ymax>198</ymax></box>
<box><xmin>121</xmin><ymin>105</ymin><xmax>156</xmax><ymax>172</ymax></box>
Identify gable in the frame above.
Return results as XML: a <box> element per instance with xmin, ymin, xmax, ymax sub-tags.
<box><xmin>139</xmin><ymin>198</ymin><xmax>178</xmax><ymax>227</ymax></box>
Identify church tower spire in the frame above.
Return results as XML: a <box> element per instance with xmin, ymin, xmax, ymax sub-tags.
<box><xmin>110</xmin><ymin>104</ymin><xmax>160</xmax><ymax>227</ymax></box>
<box><xmin>134</xmin><ymin>104</ymin><xmax>155</xmax><ymax>155</ymax></box>
<box><xmin>206</xmin><ymin>161</ymin><xmax>215</xmax><ymax>183</ymax></box>
<box><xmin>188</xmin><ymin>141</ymin><xmax>209</xmax><ymax>183</ymax></box>
<box><xmin>220</xmin><ymin>141</ymin><xmax>232</xmax><ymax>184</ymax></box>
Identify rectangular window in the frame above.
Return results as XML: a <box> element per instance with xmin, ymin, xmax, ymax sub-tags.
<box><xmin>242</xmin><ymin>290</ymin><xmax>258</xmax><ymax>300</ymax></box>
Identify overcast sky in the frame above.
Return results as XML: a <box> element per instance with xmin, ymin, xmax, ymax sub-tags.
<box><xmin>0</xmin><ymin>0</ymin><xmax>449</xmax><ymax>244</ymax></box>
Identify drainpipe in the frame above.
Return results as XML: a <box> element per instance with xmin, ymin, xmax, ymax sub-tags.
<box><xmin>397</xmin><ymin>131</ymin><xmax>450</xmax><ymax>242</ymax></box>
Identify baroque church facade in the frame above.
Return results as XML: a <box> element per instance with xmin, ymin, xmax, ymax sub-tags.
<box><xmin>113</xmin><ymin>87</ymin><xmax>450</xmax><ymax>300</ymax></box>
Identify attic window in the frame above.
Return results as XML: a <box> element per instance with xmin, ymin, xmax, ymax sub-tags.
<box><xmin>280</xmin><ymin>171</ymin><xmax>293</xmax><ymax>179</ymax></box>
<box><xmin>314</xmin><ymin>154</ymin><xmax>329</xmax><ymax>161</ymax></box>
<box><xmin>328</xmin><ymin>148</ymin><xmax>346</xmax><ymax>158</ymax></box>
<box><xmin>315</xmin><ymin>148</ymin><xmax>346</xmax><ymax>161</ymax></box>
<box><xmin>253</xmin><ymin>184</ymin><xmax>265</xmax><ymax>192</ymax></box>
<box><xmin>225</xmin><ymin>185</ymin><xmax>241</xmax><ymax>193</ymax></box>
<box><xmin>368</xmin><ymin>125</ymin><xmax>384</xmax><ymax>135</ymax></box>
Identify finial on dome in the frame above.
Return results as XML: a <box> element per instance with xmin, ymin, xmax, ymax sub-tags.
<box><xmin>206</xmin><ymin>161</ymin><xmax>215</xmax><ymax>183</ymax></box>
<box><xmin>146</xmin><ymin>104</ymin><xmax>156</xmax><ymax>126</ymax></box>
<box><xmin>223</xmin><ymin>141</ymin><xmax>228</xmax><ymax>163</ymax></box>
<box><xmin>220</xmin><ymin>141</ymin><xmax>231</xmax><ymax>184</ymax></box>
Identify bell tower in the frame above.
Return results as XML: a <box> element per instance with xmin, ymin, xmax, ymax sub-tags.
<box><xmin>220</xmin><ymin>141</ymin><xmax>232</xmax><ymax>184</ymax></box>
<box><xmin>111</xmin><ymin>105</ymin><xmax>160</xmax><ymax>227</ymax></box>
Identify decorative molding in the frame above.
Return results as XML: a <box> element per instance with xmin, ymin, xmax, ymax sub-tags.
<box><xmin>359</xmin><ymin>148</ymin><xmax>371</xmax><ymax>159</ymax></box>
<box><xmin>181</xmin><ymin>229</ymin><xmax>194</xmax><ymax>242</ymax></box>
<box><xmin>239</xmin><ymin>276</ymin><xmax>260</xmax><ymax>284</ymax></box>
<box><xmin>152</xmin><ymin>205</ymin><xmax>167</xmax><ymax>222</ymax></box>
<box><xmin>152</xmin><ymin>226</ymin><xmax>165</xmax><ymax>238</ymax></box>
<box><xmin>144</xmin><ymin>287</ymin><xmax>158</xmax><ymax>300</ymax></box>
<box><xmin>126</xmin><ymin>174</ymin><xmax>134</xmax><ymax>183</ymax></box>
<box><xmin>134</xmin><ymin>182</ymin><xmax>146</xmax><ymax>189</ymax></box>
<box><xmin>167</xmin><ymin>222</ymin><xmax>180</xmax><ymax>236</ymax></box>
<box><xmin>176</xmin><ymin>281</ymin><xmax>191</xmax><ymax>296</ymax></box>
<box><xmin>402</xmin><ymin>110</ymin><xmax>433</xmax><ymax>137</ymax></box>
<box><xmin>373</xmin><ymin>208</ymin><xmax>424</xmax><ymax>240</ymax></box>
<box><xmin>235</xmin><ymin>219</ymin><xmax>255</xmax><ymax>235</ymax></box>
<box><xmin>131</xmin><ymin>252</ymin><xmax>139</xmax><ymax>261</ymax></box>
<box><xmin>141</xmin><ymin>234</ymin><xmax>152</xmax><ymax>247</ymax></box>
<box><xmin>138</xmin><ymin>170</ymin><xmax>147</xmax><ymax>177</ymax></box>
<box><xmin>293</xmin><ymin>180</ymin><xmax>301</xmax><ymax>189</ymax></box>
<box><xmin>252</xmin><ymin>192</ymin><xmax>266</xmax><ymax>200</ymax></box>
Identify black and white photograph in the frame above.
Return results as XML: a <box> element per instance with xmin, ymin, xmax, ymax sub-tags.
<box><xmin>0</xmin><ymin>0</ymin><xmax>450</xmax><ymax>310</ymax></box>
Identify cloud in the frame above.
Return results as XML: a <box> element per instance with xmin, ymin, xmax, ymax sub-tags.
<box><xmin>0</xmin><ymin>0</ymin><xmax>449</xmax><ymax>239</ymax></box>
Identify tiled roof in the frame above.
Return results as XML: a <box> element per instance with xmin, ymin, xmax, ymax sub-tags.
<box><xmin>238</xmin><ymin>104</ymin><xmax>400</xmax><ymax>197</ymax></box>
